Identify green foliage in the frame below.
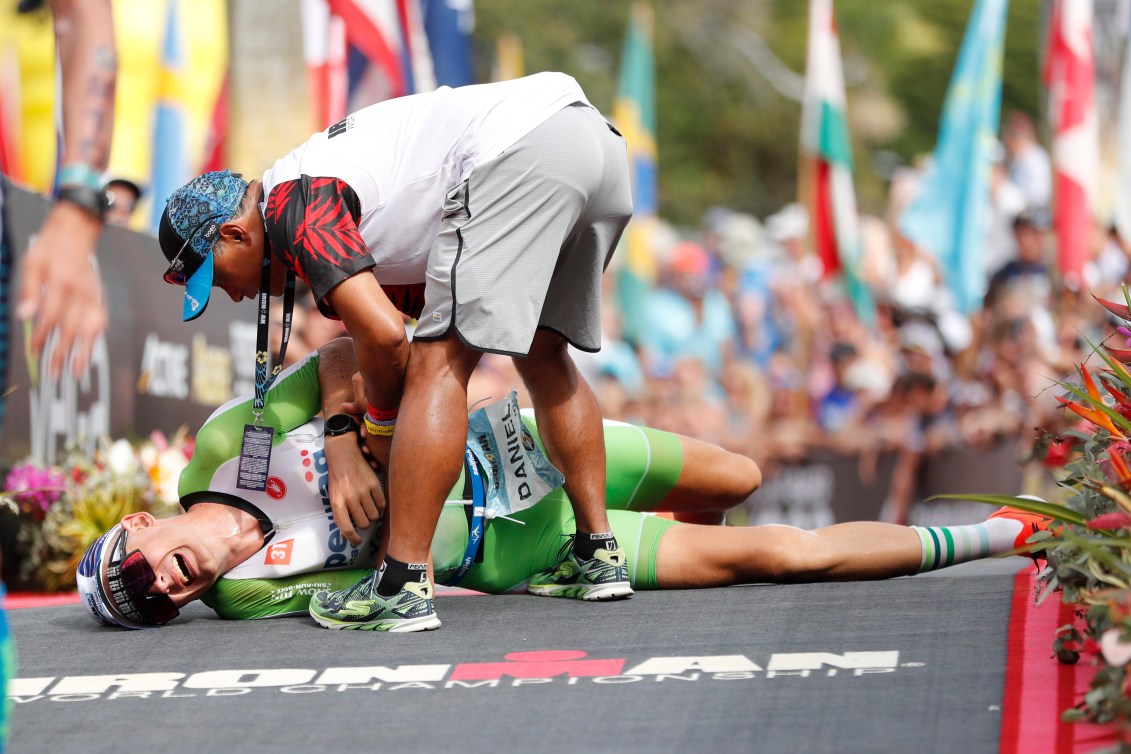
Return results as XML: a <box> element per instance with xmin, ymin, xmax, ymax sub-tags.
<box><xmin>952</xmin><ymin>287</ymin><xmax>1131</xmax><ymax>739</ymax></box>
<box><xmin>473</xmin><ymin>0</ymin><xmax>1041</xmax><ymax>225</ymax></box>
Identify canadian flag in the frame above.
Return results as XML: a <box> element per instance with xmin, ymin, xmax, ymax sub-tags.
<box><xmin>1045</xmin><ymin>0</ymin><xmax>1097</xmax><ymax>288</ymax></box>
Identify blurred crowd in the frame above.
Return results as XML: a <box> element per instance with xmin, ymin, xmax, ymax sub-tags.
<box><xmin>273</xmin><ymin>112</ymin><xmax>1129</xmax><ymax>523</ymax></box>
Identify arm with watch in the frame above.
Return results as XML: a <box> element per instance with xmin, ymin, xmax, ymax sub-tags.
<box><xmin>317</xmin><ymin>337</ymin><xmax>386</xmax><ymax>547</ymax></box>
<box><xmin>17</xmin><ymin>0</ymin><xmax>118</xmax><ymax>379</ymax></box>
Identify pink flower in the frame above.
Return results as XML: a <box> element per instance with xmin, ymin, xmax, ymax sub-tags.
<box><xmin>4</xmin><ymin>462</ymin><xmax>65</xmax><ymax>517</ymax></box>
<box><xmin>1087</xmin><ymin>512</ymin><xmax>1131</xmax><ymax>530</ymax></box>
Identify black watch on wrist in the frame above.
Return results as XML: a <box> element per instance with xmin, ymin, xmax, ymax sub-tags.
<box><xmin>324</xmin><ymin>413</ymin><xmax>360</xmax><ymax>437</ymax></box>
<box><xmin>57</xmin><ymin>184</ymin><xmax>112</xmax><ymax>221</ymax></box>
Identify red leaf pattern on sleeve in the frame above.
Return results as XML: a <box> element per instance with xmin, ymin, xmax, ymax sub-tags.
<box><xmin>263</xmin><ymin>176</ymin><xmax>373</xmax><ymax>301</ymax></box>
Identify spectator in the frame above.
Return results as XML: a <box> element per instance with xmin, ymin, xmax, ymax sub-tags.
<box><xmin>815</xmin><ymin>341</ymin><xmax>862</xmax><ymax>435</ymax></box>
<box><xmin>985</xmin><ymin>207</ymin><xmax>1054</xmax><ymax>314</ymax></box>
<box><xmin>1002</xmin><ymin>111</ymin><xmax>1052</xmax><ymax>211</ymax></box>
<box><xmin>985</xmin><ymin>207</ymin><xmax>1057</xmax><ymax>361</ymax></box>
<box><xmin>103</xmin><ymin>177</ymin><xmax>142</xmax><ymax>226</ymax></box>
<box><xmin>983</xmin><ymin>143</ymin><xmax>1027</xmax><ymax>280</ymax></box>
<box><xmin>640</xmin><ymin>240</ymin><xmax>737</xmax><ymax>379</ymax></box>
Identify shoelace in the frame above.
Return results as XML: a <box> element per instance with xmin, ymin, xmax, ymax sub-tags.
<box><xmin>326</xmin><ymin>570</ymin><xmax>378</xmax><ymax>609</ymax></box>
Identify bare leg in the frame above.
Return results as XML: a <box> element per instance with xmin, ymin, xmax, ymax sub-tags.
<box><xmin>654</xmin><ymin>521</ymin><xmax>921</xmax><ymax>589</ymax></box>
<box><xmin>385</xmin><ymin>337</ymin><xmax>482</xmax><ymax>564</ymax></box>
<box><xmin>513</xmin><ymin>329</ymin><xmax>610</xmax><ymax>535</ymax></box>
<box><xmin>658</xmin><ymin>436</ymin><xmax>761</xmax><ymax>524</ymax></box>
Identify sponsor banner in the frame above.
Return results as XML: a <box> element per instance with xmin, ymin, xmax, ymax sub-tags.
<box><xmin>741</xmin><ymin>440</ymin><xmax>1023</xmax><ymax>527</ymax></box>
<box><xmin>6</xmin><ymin>648</ymin><xmax>923</xmax><ymax>702</ymax></box>
<box><xmin>1</xmin><ymin>178</ymin><xmax>256</xmax><ymax>464</ymax></box>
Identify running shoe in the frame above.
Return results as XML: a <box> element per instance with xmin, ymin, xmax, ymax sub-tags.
<box><xmin>988</xmin><ymin>506</ymin><xmax>1057</xmax><ymax>549</ymax></box>
<box><xmin>527</xmin><ymin>545</ymin><xmax>634</xmax><ymax>601</ymax></box>
<box><xmin>308</xmin><ymin>570</ymin><xmax>441</xmax><ymax>632</ymax></box>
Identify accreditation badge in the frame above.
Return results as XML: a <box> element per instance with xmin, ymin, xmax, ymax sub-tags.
<box><xmin>236</xmin><ymin>424</ymin><xmax>275</xmax><ymax>492</ymax></box>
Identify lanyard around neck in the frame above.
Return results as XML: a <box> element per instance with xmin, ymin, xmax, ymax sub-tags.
<box><xmin>252</xmin><ymin>240</ymin><xmax>296</xmax><ymax>423</ymax></box>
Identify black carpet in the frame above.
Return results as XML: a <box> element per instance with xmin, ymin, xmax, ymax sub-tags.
<box><xmin>6</xmin><ymin>558</ymin><xmax>1026</xmax><ymax>754</ymax></box>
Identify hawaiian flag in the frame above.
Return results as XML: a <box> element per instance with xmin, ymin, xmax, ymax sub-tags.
<box><xmin>303</xmin><ymin>0</ymin><xmax>437</xmax><ymax>131</ymax></box>
<box><xmin>800</xmin><ymin>0</ymin><xmax>871</xmax><ymax>321</ymax></box>
<box><xmin>1045</xmin><ymin>0</ymin><xmax>1097</xmax><ymax>288</ymax></box>
<box><xmin>612</xmin><ymin>2</ymin><xmax>658</xmax><ymax>346</ymax></box>
<box><xmin>899</xmin><ymin>0</ymin><xmax>1008</xmax><ymax>314</ymax></box>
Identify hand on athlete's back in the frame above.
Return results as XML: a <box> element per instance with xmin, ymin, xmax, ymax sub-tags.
<box><xmin>323</xmin><ymin>432</ymin><xmax>385</xmax><ymax>546</ymax></box>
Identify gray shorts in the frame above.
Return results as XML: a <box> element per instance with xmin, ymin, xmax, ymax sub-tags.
<box><xmin>413</xmin><ymin>102</ymin><xmax>632</xmax><ymax>355</ymax></box>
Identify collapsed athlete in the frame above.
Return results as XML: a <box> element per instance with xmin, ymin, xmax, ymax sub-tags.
<box><xmin>76</xmin><ymin>339</ymin><xmax>1050</xmax><ymax>632</ymax></box>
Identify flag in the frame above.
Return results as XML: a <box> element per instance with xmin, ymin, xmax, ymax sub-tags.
<box><xmin>302</xmin><ymin>0</ymin><xmax>348</xmax><ymax>129</ymax></box>
<box><xmin>899</xmin><ymin>0</ymin><xmax>1009</xmax><ymax>314</ymax></box>
<box><xmin>1046</xmin><ymin>0</ymin><xmax>1097</xmax><ymax>288</ymax></box>
<box><xmin>149</xmin><ymin>0</ymin><xmax>189</xmax><ymax>230</ymax></box>
<box><xmin>422</xmin><ymin>0</ymin><xmax>474</xmax><ymax>88</ymax></box>
<box><xmin>0</xmin><ymin>47</ymin><xmax>22</xmax><ymax>181</ymax></box>
<box><xmin>394</xmin><ymin>0</ymin><xmax>437</xmax><ymax>96</ymax></box>
<box><xmin>1116</xmin><ymin>13</ymin><xmax>1131</xmax><ymax>243</ymax></box>
<box><xmin>800</xmin><ymin>0</ymin><xmax>871</xmax><ymax>322</ymax></box>
<box><xmin>304</xmin><ymin>0</ymin><xmax>438</xmax><ymax>129</ymax></box>
<box><xmin>612</xmin><ymin>3</ymin><xmax>658</xmax><ymax>346</ymax></box>
<box><xmin>200</xmin><ymin>73</ymin><xmax>229</xmax><ymax>174</ymax></box>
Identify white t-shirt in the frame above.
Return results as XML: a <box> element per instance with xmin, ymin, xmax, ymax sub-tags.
<box><xmin>260</xmin><ymin>72</ymin><xmax>590</xmax><ymax>290</ymax></box>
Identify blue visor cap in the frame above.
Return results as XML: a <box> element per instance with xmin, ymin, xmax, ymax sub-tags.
<box><xmin>158</xmin><ymin>170</ymin><xmax>249</xmax><ymax>321</ymax></box>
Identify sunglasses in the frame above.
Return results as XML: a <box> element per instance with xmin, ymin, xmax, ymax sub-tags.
<box><xmin>163</xmin><ymin>213</ymin><xmax>224</xmax><ymax>286</ymax></box>
<box><xmin>105</xmin><ymin>528</ymin><xmax>180</xmax><ymax>626</ymax></box>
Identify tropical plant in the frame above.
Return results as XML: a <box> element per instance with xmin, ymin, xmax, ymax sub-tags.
<box><xmin>935</xmin><ymin>290</ymin><xmax>1131</xmax><ymax>743</ymax></box>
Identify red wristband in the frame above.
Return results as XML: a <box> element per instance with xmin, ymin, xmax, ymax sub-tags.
<box><xmin>366</xmin><ymin>404</ymin><xmax>398</xmax><ymax>421</ymax></box>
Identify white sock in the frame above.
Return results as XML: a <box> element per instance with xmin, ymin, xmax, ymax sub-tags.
<box><xmin>911</xmin><ymin>518</ymin><xmax>1023</xmax><ymax>573</ymax></box>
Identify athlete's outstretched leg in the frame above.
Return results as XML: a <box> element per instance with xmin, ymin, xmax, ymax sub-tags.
<box><xmin>655</xmin><ymin>521</ymin><xmax>920</xmax><ymax>588</ymax></box>
<box><xmin>653</xmin><ymin>508</ymin><xmax>1050</xmax><ymax>588</ymax></box>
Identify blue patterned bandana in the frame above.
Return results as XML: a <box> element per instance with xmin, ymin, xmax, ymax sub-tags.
<box><xmin>158</xmin><ymin>170</ymin><xmax>249</xmax><ymax>321</ymax></box>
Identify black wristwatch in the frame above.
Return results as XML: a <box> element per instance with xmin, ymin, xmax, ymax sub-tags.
<box><xmin>57</xmin><ymin>184</ymin><xmax>112</xmax><ymax>221</ymax></box>
<box><xmin>324</xmin><ymin>413</ymin><xmax>360</xmax><ymax>437</ymax></box>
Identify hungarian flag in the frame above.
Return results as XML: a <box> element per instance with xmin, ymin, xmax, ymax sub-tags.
<box><xmin>1045</xmin><ymin>0</ymin><xmax>1097</xmax><ymax>288</ymax></box>
<box><xmin>800</xmin><ymin>0</ymin><xmax>870</xmax><ymax>320</ymax></box>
